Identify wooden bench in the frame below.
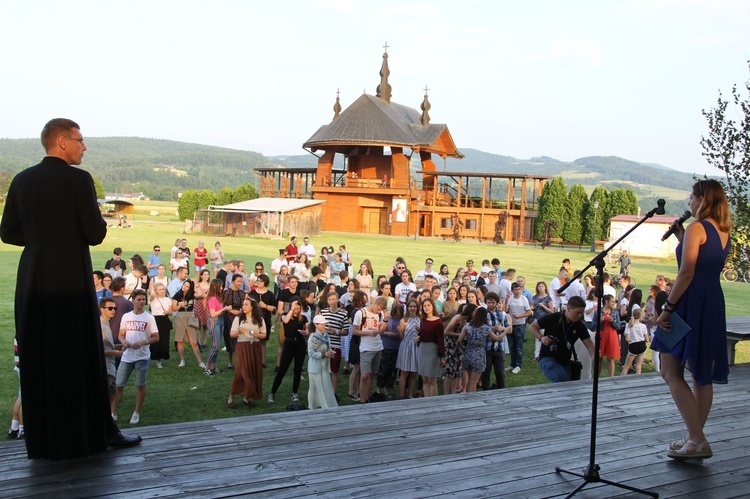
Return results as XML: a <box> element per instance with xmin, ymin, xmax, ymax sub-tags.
<box><xmin>726</xmin><ymin>317</ymin><xmax>750</xmax><ymax>366</ymax></box>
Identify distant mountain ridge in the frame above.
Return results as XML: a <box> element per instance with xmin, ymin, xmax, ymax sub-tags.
<box><xmin>269</xmin><ymin>148</ymin><xmax>691</xmax><ymax>187</ymax></box>
<box><xmin>1</xmin><ymin>137</ymin><xmax>699</xmax><ymax>215</ymax></box>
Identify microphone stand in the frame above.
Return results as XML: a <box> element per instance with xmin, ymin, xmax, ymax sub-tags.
<box><xmin>553</xmin><ymin>200</ymin><xmax>664</xmax><ymax>498</ymax></box>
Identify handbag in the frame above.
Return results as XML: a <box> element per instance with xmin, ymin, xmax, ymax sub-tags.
<box><xmin>188</xmin><ymin>315</ymin><xmax>200</xmax><ymax>329</ymax></box>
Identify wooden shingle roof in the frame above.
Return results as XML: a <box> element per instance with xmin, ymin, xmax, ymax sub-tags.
<box><xmin>303</xmin><ymin>94</ymin><xmax>462</xmax><ymax>158</ymax></box>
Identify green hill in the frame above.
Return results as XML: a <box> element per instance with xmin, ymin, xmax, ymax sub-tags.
<box><xmin>1</xmin><ymin>137</ymin><xmax>704</xmax><ymax>215</ymax></box>
<box><xmin>0</xmin><ymin>137</ymin><xmax>270</xmax><ymax>201</ymax></box>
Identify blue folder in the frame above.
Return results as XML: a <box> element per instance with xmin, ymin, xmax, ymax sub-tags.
<box><xmin>654</xmin><ymin>312</ymin><xmax>691</xmax><ymax>350</ymax></box>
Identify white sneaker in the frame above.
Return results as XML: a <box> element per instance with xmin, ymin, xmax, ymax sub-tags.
<box><xmin>511</xmin><ymin>366</ymin><xmax>521</xmax><ymax>374</ymax></box>
<box><xmin>156</xmin><ymin>360</ymin><xmax>163</xmax><ymax>369</ymax></box>
<box><xmin>505</xmin><ymin>366</ymin><xmax>513</xmax><ymax>371</ymax></box>
<box><xmin>267</xmin><ymin>394</ymin><xmax>275</xmax><ymax>403</ymax></box>
<box><xmin>130</xmin><ymin>413</ymin><xmax>140</xmax><ymax>424</ymax></box>
<box><xmin>111</xmin><ymin>413</ymin><xmax>117</xmax><ymax>421</ymax></box>
<box><xmin>291</xmin><ymin>393</ymin><xmax>300</xmax><ymax>402</ymax></box>
<box><xmin>178</xmin><ymin>360</ymin><xmax>186</xmax><ymax>368</ymax></box>
<box><xmin>199</xmin><ymin>362</ymin><xmax>206</xmax><ymax>369</ymax></box>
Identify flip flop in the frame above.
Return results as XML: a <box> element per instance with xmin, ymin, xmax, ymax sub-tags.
<box><xmin>668</xmin><ymin>440</ymin><xmax>713</xmax><ymax>460</ymax></box>
<box><xmin>227</xmin><ymin>401</ymin><xmax>236</xmax><ymax>409</ymax></box>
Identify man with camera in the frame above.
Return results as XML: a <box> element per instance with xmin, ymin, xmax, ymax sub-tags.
<box><xmin>530</xmin><ymin>296</ymin><xmax>595</xmax><ymax>383</ymax></box>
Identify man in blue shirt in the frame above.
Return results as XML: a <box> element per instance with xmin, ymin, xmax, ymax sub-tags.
<box><xmin>147</xmin><ymin>245</ymin><xmax>161</xmax><ymax>278</ymax></box>
<box><xmin>167</xmin><ymin>267</ymin><xmax>188</xmax><ymax>298</ymax></box>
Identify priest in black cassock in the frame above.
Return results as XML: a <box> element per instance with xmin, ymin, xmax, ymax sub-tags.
<box><xmin>0</xmin><ymin>118</ymin><xmax>141</xmax><ymax>459</ymax></box>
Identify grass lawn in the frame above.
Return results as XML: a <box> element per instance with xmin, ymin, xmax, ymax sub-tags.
<box><xmin>1</xmin><ymin>220</ymin><xmax>749</xmax><ymax>436</ymax></box>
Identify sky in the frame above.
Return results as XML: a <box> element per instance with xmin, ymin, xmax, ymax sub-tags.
<box><xmin>1</xmin><ymin>0</ymin><xmax>748</xmax><ymax>175</ymax></box>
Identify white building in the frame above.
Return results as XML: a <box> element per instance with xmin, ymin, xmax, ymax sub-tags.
<box><xmin>608</xmin><ymin>214</ymin><xmax>683</xmax><ymax>259</ymax></box>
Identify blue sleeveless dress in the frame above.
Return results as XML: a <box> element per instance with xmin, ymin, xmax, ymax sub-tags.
<box><xmin>651</xmin><ymin>220</ymin><xmax>730</xmax><ymax>385</ymax></box>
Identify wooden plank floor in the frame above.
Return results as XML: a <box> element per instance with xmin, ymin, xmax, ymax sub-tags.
<box><xmin>2</xmin><ymin>364</ymin><xmax>750</xmax><ymax>498</ymax></box>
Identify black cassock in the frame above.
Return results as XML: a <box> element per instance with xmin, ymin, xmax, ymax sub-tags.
<box><xmin>0</xmin><ymin>156</ymin><xmax>118</xmax><ymax>459</ymax></box>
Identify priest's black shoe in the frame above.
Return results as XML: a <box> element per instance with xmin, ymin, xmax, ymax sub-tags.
<box><xmin>107</xmin><ymin>432</ymin><xmax>142</xmax><ymax>448</ymax></box>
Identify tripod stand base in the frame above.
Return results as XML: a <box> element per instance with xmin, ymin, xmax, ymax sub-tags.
<box><xmin>555</xmin><ymin>464</ymin><xmax>658</xmax><ymax>498</ymax></box>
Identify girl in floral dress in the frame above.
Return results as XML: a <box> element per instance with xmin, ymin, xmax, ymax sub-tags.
<box><xmin>442</xmin><ymin>302</ymin><xmax>476</xmax><ymax>394</ymax></box>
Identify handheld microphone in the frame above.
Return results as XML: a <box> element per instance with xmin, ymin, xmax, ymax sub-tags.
<box><xmin>661</xmin><ymin>210</ymin><xmax>691</xmax><ymax>241</ymax></box>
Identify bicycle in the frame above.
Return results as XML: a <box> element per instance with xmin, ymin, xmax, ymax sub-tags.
<box><xmin>722</xmin><ymin>264</ymin><xmax>750</xmax><ymax>283</ymax></box>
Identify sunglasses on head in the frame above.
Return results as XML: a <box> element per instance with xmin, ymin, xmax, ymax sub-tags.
<box><xmin>696</xmin><ymin>180</ymin><xmax>705</xmax><ymax>196</ymax></box>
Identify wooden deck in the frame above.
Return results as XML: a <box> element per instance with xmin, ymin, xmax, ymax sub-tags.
<box><xmin>2</xmin><ymin>365</ymin><xmax>750</xmax><ymax>498</ymax></box>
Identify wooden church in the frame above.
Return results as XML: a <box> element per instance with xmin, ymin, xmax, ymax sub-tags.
<box><xmin>256</xmin><ymin>47</ymin><xmax>550</xmax><ymax>242</ymax></box>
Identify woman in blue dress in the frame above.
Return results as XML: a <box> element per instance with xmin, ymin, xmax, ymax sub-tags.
<box><xmin>653</xmin><ymin>179</ymin><xmax>731</xmax><ymax>460</ymax></box>
<box><xmin>396</xmin><ymin>300</ymin><xmax>421</xmax><ymax>399</ymax></box>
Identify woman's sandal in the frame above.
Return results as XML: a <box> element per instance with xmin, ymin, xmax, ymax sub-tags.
<box><xmin>669</xmin><ymin>436</ymin><xmax>688</xmax><ymax>451</ymax></box>
<box><xmin>242</xmin><ymin>398</ymin><xmax>253</xmax><ymax>407</ymax></box>
<box><xmin>667</xmin><ymin>440</ymin><xmax>713</xmax><ymax>460</ymax></box>
<box><xmin>227</xmin><ymin>400</ymin><xmax>236</xmax><ymax>409</ymax></box>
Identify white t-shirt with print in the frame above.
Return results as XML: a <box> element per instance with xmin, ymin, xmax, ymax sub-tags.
<box><xmin>120</xmin><ymin>311</ymin><xmax>158</xmax><ymax>363</ymax></box>
<box><xmin>354</xmin><ymin>308</ymin><xmax>384</xmax><ymax>352</ymax></box>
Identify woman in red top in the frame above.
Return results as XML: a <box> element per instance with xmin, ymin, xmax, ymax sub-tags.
<box><xmin>193</xmin><ymin>240</ymin><xmax>208</xmax><ymax>273</ymax></box>
<box><xmin>598</xmin><ymin>295</ymin><xmax>621</xmax><ymax>377</ymax></box>
<box><xmin>416</xmin><ymin>298</ymin><xmax>444</xmax><ymax>397</ymax></box>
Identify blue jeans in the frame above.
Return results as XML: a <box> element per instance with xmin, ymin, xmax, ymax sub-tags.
<box><xmin>508</xmin><ymin>324</ymin><xmax>526</xmax><ymax>368</ymax></box>
<box><xmin>205</xmin><ymin>316</ymin><xmax>224</xmax><ymax>367</ymax></box>
<box><xmin>115</xmin><ymin>359</ymin><xmax>150</xmax><ymax>387</ymax></box>
<box><xmin>539</xmin><ymin>357</ymin><xmax>572</xmax><ymax>383</ymax></box>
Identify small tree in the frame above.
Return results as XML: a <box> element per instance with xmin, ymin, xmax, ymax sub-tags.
<box><xmin>217</xmin><ymin>187</ymin><xmax>234</xmax><ymax>206</ymax></box>
<box><xmin>197</xmin><ymin>189</ymin><xmax>217</xmax><ymax>210</ymax></box>
<box><xmin>92</xmin><ymin>175</ymin><xmax>106</xmax><ymax>199</ymax></box>
<box><xmin>701</xmin><ymin>61</ymin><xmax>750</xmax><ymax>264</ymax></box>
<box><xmin>233</xmin><ymin>183</ymin><xmax>258</xmax><ymax>203</ymax></box>
<box><xmin>535</xmin><ymin>177</ymin><xmax>567</xmax><ymax>241</ymax></box>
<box><xmin>177</xmin><ymin>189</ymin><xmax>200</xmax><ymax>220</ymax></box>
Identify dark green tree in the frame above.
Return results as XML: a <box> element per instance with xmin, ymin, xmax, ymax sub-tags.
<box><xmin>197</xmin><ymin>189</ymin><xmax>217</xmax><ymax>210</ymax></box>
<box><xmin>700</xmin><ymin>61</ymin><xmax>750</xmax><ymax>263</ymax></box>
<box><xmin>177</xmin><ymin>189</ymin><xmax>200</xmax><ymax>220</ymax></box>
<box><xmin>92</xmin><ymin>175</ymin><xmax>106</xmax><ymax>199</ymax></box>
<box><xmin>535</xmin><ymin>176</ymin><xmax>567</xmax><ymax>240</ymax></box>
<box><xmin>583</xmin><ymin>186</ymin><xmax>609</xmax><ymax>243</ymax></box>
<box><xmin>562</xmin><ymin>183</ymin><xmax>587</xmax><ymax>243</ymax></box>
<box><xmin>605</xmin><ymin>188</ymin><xmax>639</xmax><ymax>223</ymax></box>
<box><xmin>233</xmin><ymin>183</ymin><xmax>258</xmax><ymax>203</ymax></box>
<box><xmin>217</xmin><ymin>187</ymin><xmax>234</xmax><ymax>206</ymax></box>
<box><xmin>0</xmin><ymin>171</ymin><xmax>13</xmax><ymax>199</ymax></box>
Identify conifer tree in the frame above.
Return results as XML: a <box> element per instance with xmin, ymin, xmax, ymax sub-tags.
<box><xmin>535</xmin><ymin>177</ymin><xmax>567</xmax><ymax>240</ymax></box>
<box><xmin>562</xmin><ymin>184</ymin><xmax>587</xmax><ymax>243</ymax></box>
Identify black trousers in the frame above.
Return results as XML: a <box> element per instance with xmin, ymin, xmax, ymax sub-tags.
<box><xmin>481</xmin><ymin>350</ymin><xmax>506</xmax><ymax>390</ymax></box>
<box><xmin>271</xmin><ymin>337</ymin><xmax>307</xmax><ymax>395</ymax></box>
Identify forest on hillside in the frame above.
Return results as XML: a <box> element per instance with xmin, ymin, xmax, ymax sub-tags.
<box><xmin>0</xmin><ymin>137</ymin><xmax>270</xmax><ymax>201</ymax></box>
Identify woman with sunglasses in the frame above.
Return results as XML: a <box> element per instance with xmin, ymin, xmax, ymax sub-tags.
<box><xmin>653</xmin><ymin>179</ymin><xmax>731</xmax><ymax>460</ymax></box>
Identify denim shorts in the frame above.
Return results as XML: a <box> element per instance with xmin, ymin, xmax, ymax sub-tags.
<box><xmin>116</xmin><ymin>359</ymin><xmax>150</xmax><ymax>387</ymax></box>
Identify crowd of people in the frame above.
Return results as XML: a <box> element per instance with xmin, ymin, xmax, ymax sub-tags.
<box><xmin>6</xmin><ymin>119</ymin><xmax>727</xmax><ymax>466</ymax></box>
<box><xmin>81</xmin><ymin>236</ymin><xmax>686</xmax><ymax>427</ymax></box>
